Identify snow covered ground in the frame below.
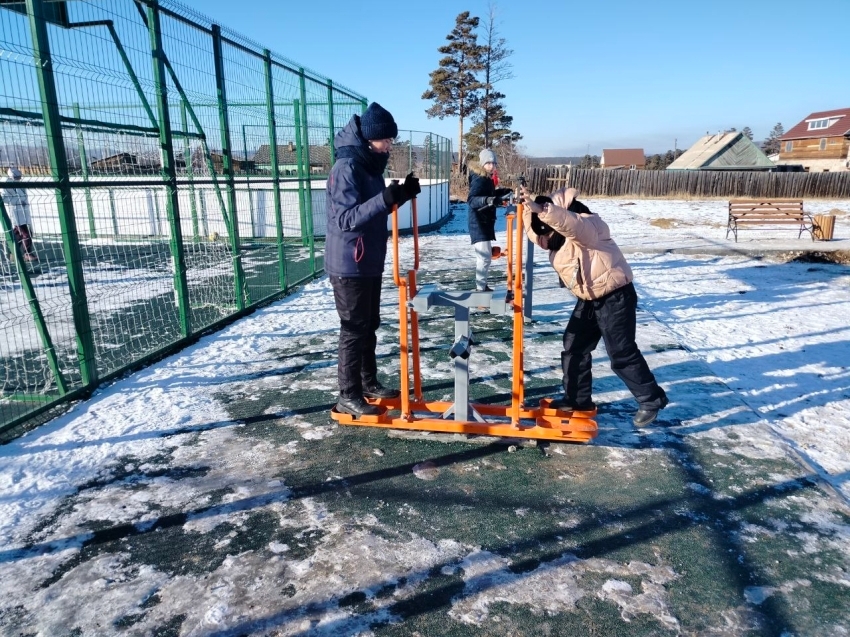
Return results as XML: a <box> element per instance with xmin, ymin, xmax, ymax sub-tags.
<box><xmin>1</xmin><ymin>197</ymin><xmax>849</xmax><ymax>635</ymax></box>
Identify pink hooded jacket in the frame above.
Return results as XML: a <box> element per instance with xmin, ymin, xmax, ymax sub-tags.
<box><xmin>523</xmin><ymin>187</ymin><xmax>633</xmax><ymax>300</ymax></box>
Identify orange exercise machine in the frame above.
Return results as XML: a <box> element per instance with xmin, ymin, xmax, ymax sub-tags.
<box><xmin>330</xmin><ymin>197</ymin><xmax>598</xmax><ymax>443</ymax></box>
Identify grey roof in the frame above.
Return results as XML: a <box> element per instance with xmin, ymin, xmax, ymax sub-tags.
<box><xmin>667</xmin><ymin>133</ymin><xmax>774</xmax><ymax>170</ymax></box>
<box><xmin>252</xmin><ymin>144</ymin><xmax>331</xmax><ymax>166</ymax></box>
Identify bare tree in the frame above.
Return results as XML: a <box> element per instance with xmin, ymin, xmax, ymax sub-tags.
<box><xmin>478</xmin><ymin>2</ymin><xmax>514</xmax><ymax>149</ymax></box>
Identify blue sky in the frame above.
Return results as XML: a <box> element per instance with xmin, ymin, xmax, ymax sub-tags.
<box><xmin>200</xmin><ymin>0</ymin><xmax>849</xmax><ymax>157</ymax></box>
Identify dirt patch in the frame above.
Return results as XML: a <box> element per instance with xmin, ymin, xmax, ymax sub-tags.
<box><xmin>649</xmin><ymin>218</ymin><xmax>693</xmax><ymax>229</ymax></box>
<box><xmin>776</xmin><ymin>251</ymin><xmax>850</xmax><ymax>265</ymax></box>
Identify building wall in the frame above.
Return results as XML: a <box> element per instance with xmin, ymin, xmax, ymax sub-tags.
<box><xmin>779</xmin><ymin>135</ymin><xmax>850</xmax><ymax>161</ymax></box>
<box><xmin>775</xmin><ymin>157</ymin><xmax>850</xmax><ymax>172</ymax></box>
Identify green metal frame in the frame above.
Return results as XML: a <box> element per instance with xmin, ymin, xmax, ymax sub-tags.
<box><xmin>180</xmin><ymin>101</ymin><xmax>200</xmax><ymax>241</ymax></box>
<box><xmin>26</xmin><ymin>0</ymin><xmax>98</xmax><ymax>387</ymax></box>
<box><xmin>298</xmin><ymin>69</ymin><xmax>315</xmax><ymax>270</ymax></box>
<box><xmin>67</xmin><ymin>20</ymin><xmax>159</xmax><ymax>130</ymax></box>
<box><xmin>73</xmin><ymin>102</ymin><xmax>97</xmax><ymax>238</ymax></box>
<box><xmin>0</xmin><ymin>0</ymin><xmax>451</xmax><ymax>439</ymax></box>
<box><xmin>326</xmin><ymin>80</ymin><xmax>335</xmax><ymax>165</ymax></box>
<box><xmin>265</xmin><ymin>49</ymin><xmax>286</xmax><ymax>290</ymax></box>
<box><xmin>147</xmin><ymin>0</ymin><xmax>191</xmax><ymax>336</ymax></box>
<box><xmin>212</xmin><ymin>23</ymin><xmax>247</xmax><ymax>309</ymax></box>
<box><xmin>293</xmin><ymin>97</ymin><xmax>307</xmax><ymax>247</ymax></box>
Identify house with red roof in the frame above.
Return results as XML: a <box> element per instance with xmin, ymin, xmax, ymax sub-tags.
<box><xmin>600</xmin><ymin>149</ymin><xmax>645</xmax><ymax>170</ymax></box>
<box><xmin>777</xmin><ymin>108</ymin><xmax>850</xmax><ymax>172</ymax></box>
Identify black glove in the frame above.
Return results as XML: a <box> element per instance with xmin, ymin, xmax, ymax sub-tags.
<box><xmin>403</xmin><ymin>172</ymin><xmax>421</xmax><ymax>198</ymax></box>
<box><xmin>383</xmin><ymin>172</ymin><xmax>421</xmax><ymax>209</ymax></box>
<box><xmin>485</xmin><ymin>196</ymin><xmax>502</xmax><ymax>207</ymax></box>
<box><xmin>382</xmin><ymin>183</ymin><xmax>406</xmax><ymax>208</ymax></box>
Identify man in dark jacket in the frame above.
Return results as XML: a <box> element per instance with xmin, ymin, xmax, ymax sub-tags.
<box><xmin>467</xmin><ymin>149</ymin><xmax>512</xmax><ymax>291</ymax></box>
<box><xmin>325</xmin><ymin>102</ymin><xmax>420</xmax><ymax>417</ymax></box>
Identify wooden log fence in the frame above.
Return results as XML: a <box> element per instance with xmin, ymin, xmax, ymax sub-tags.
<box><xmin>523</xmin><ymin>166</ymin><xmax>850</xmax><ymax>199</ymax></box>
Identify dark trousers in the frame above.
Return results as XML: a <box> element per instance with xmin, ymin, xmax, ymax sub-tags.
<box><xmin>562</xmin><ymin>282</ymin><xmax>666</xmax><ymax>409</ymax></box>
<box><xmin>331</xmin><ymin>275</ymin><xmax>382</xmax><ymax>398</ymax></box>
<box><xmin>12</xmin><ymin>224</ymin><xmax>35</xmax><ymax>257</ymax></box>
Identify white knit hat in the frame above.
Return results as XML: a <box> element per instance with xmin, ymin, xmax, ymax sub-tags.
<box><xmin>479</xmin><ymin>149</ymin><xmax>497</xmax><ymax>165</ymax></box>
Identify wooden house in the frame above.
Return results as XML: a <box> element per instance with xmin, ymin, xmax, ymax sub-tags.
<box><xmin>252</xmin><ymin>144</ymin><xmax>331</xmax><ymax>175</ymax></box>
<box><xmin>90</xmin><ymin>152</ymin><xmax>142</xmax><ymax>174</ymax></box>
<box><xmin>600</xmin><ymin>149</ymin><xmax>645</xmax><ymax>170</ymax></box>
<box><xmin>778</xmin><ymin>108</ymin><xmax>850</xmax><ymax>172</ymax></box>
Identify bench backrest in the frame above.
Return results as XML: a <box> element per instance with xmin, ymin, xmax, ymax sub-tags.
<box><xmin>729</xmin><ymin>199</ymin><xmax>804</xmax><ymax>219</ymax></box>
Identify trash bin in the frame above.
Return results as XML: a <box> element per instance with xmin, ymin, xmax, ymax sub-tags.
<box><xmin>813</xmin><ymin>214</ymin><xmax>836</xmax><ymax>241</ymax></box>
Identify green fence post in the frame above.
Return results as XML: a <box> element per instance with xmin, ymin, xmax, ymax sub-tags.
<box><xmin>0</xmin><ymin>198</ymin><xmax>68</xmax><ymax>394</ymax></box>
<box><xmin>298</xmin><ymin>68</ymin><xmax>315</xmax><ymax>273</ymax></box>
<box><xmin>181</xmin><ymin>100</ymin><xmax>199</xmax><ymax>241</ymax></box>
<box><xmin>152</xmin><ymin>188</ymin><xmax>163</xmax><ymax>235</ymax></box>
<box><xmin>26</xmin><ymin>0</ymin><xmax>97</xmax><ymax>387</ymax></box>
<box><xmin>73</xmin><ymin>102</ymin><xmax>96</xmax><ymax>238</ymax></box>
<box><xmin>147</xmin><ymin>0</ymin><xmax>191</xmax><ymax>336</ymax></box>
<box><xmin>264</xmin><ymin>49</ymin><xmax>286</xmax><ymax>290</ymax></box>
<box><xmin>108</xmin><ymin>188</ymin><xmax>119</xmax><ymax>236</ymax></box>
<box><xmin>158</xmin><ymin>53</ymin><xmax>229</xmax><ymax>235</ymax></box>
<box><xmin>212</xmin><ymin>23</ymin><xmax>246</xmax><ymax>310</ymax></box>
<box><xmin>293</xmin><ymin>98</ymin><xmax>307</xmax><ymax>248</ymax></box>
<box><xmin>428</xmin><ymin>133</ymin><xmax>433</xmax><ymax>224</ymax></box>
<box><xmin>199</xmin><ymin>189</ymin><xmax>209</xmax><ymax>238</ymax></box>
<box><xmin>326</xmin><ymin>80</ymin><xmax>335</xmax><ymax>165</ymax></box>
<box><xmin>242</xmin><ymin>123</ymin><xmax>254</xmax><ymax>235</ymax></box>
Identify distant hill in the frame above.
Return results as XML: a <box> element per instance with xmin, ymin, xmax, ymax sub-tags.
<box><xmin>527</xmin><ymin>156</ymin><xmax>585</xmax><ymax>167</ymax></box>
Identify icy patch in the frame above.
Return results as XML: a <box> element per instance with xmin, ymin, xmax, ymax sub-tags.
<box><xmin>412</xmin><ymin>461</ymin><xmax>440</xmax><ymax>481</ymax></box>
<box><xmin>690</xmin><ymin>423</ymin><xmax>789</xmax><ymax>461</ymax></box>
<box><xmin>301</xmin><ymin>426</ymin><xmax>335</xmax><ymax>440</ymax></box>
<box><xmin>744</xmin><ymin>579</ymin><xmax>810</xmax><ymax>605</ymax></box>
<box><xmin>449</xmin><ymin>550</ymin><xmax>679</xmax><ymax>630</ymax></box>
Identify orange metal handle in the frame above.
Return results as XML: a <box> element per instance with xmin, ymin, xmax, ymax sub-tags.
<box><xmin>412</xmin><ymin>198</ymin><xmax>419</xmax><ymax>271</ymax></box>
<box><xmin>391</xmin><ymin>199</ymin><xmax>420</xmax><ymax>287</ymax></box>
<box><xmin>391</xmin><ymin>203</ymin><xmax>405</xmax><ymax>287</ymax></box>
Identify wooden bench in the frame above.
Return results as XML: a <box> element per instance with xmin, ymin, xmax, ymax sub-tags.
<box><xmin>726</xmin><ymin>199</ymin><xmax>814</xmax><ymax>242</ymax></box>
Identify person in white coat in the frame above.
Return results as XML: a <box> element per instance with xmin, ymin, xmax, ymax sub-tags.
<box><xmin>2</xmin><ymin>167</ymin><xmax>37</xmax><ymax>261</ymax></box>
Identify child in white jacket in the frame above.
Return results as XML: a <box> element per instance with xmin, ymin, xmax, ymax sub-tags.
<box><xmin>2</xmin><ymin>168</ymin><xmax>37</xmax><ymax>262</ymax></box>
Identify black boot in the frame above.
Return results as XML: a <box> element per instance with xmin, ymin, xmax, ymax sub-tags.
<box><xmin>362</xmin><ymin>381</ymin><xmax>400</xmax><ymax>399</ymax></box>
<box><xmin>550</xmin><ymin>396</ymin><xmax>596</xmax><ymax>411</ymax></box>
<box><xmin>336</xmin><ymin>396</ymin><xmax>381</xmax><ymax>417</ymax></box>
<box><xmin>633</xmin><ymin>395</ymin><xmax>669</xmax><ymax>427</ymax></box>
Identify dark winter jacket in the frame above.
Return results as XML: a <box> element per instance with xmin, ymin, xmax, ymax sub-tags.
<box><xmin>324</xmin><ymin>115</ymin><xmax>392</xmax><ymax>277</ymax></box>
<box><xmin>466</xmin><ymin>161</ymin><xmax>498</xmax><ymax>244</ymax></box>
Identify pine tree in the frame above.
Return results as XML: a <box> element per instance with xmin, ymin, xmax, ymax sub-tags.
<box><xmin>742</xmin><ymin>126</ymin><xmax>754</xmax><ymax>141</ymax></box>
<box><xmin>762</xmin><ymin>123</ymin><xmax>785</xmax><ymax>155</ymax></box>
<box><xmin>422</xmin><ymin>12</ymin><xmax>485</xmax><ymax>169</ymax></box>
<box><xmin>463</xmin><ymin>95</ymin><xmax>521</xmax><ymax>157</ymax></box>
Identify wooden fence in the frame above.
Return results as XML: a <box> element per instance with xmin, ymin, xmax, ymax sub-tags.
<box><xmin>524</xmin><ymin>167</ymin><xmax>850</xmax><ymax>199</ymax></box>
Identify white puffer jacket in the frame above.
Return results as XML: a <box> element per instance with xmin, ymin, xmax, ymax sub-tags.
<box><xmin>2</xmin><ymin>179</ymin><xmax>31</xmax><ymax>227</ymax></box>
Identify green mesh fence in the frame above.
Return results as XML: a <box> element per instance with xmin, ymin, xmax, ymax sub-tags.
<box><xmin>0</xmin><ymin>0</ymin><xmax>452</xmax><ymax>435</ymax></box>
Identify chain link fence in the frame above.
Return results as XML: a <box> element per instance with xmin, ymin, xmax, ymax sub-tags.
<box><xmin>0</xmin><ymin>0</ymin><xmax>452</xmax><ymax>436</ymax></box>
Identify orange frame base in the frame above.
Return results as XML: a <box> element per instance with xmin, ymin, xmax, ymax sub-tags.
<box><xmin>331</xmin><ymin>398</ymin><xmax>598</xmax><ymax>443</ymax></box>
